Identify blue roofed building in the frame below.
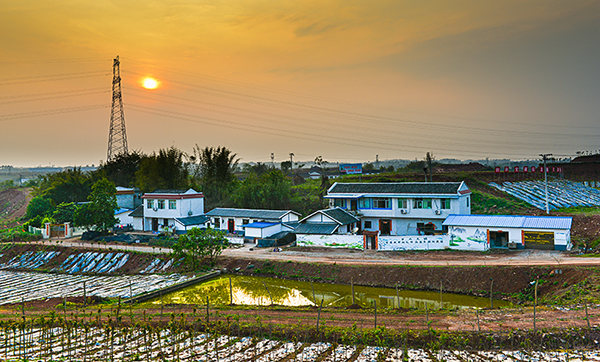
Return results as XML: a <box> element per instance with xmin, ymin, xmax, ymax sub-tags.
<box><xmin>443</xmin><ymin>214</ymin><xmax>572</xmax><ymax>251</ymax></box>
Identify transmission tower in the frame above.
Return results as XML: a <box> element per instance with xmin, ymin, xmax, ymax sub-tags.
<box><xmin>107</xmin><ymin>55</ymin><xmax>128</xmax><ymax>162</ymax></box>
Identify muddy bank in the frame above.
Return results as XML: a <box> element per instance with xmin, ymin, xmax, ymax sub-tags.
<box><xmin>218</xmin><ymin>257</ymin><xmax>592</xmax><ymax>301</ymax></box>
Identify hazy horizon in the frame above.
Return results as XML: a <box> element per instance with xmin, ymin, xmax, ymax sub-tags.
<box><xmin>2</xmin><ymin>1</ymin><xmax>599</xmax><ymax>167</ymax></box>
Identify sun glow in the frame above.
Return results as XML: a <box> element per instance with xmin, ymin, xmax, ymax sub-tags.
<box><xmin>142</xmin><ymin>77</ymin><xmax>159</xmax><ymax>89</ymax></box>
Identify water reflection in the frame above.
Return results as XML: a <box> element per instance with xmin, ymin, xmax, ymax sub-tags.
<box><xmin>153</xmin><ymin>275</ymin><xmax>511</xmax><ymax>309</ymax></box>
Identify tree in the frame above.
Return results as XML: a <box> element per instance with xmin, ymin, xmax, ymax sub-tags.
<box><xmin>26</xmin><ymin>196</ymin><xmax>54</xmax><ymax>219</ymax></box>
<box><xmin>191</xmin><ymin>145</ymin><xmax>239</xmax><ymax>207</ymax></box>
<box><xmin>135</xmin><ymin>147</ymin><xmax>189</xmax><ymax>192</ymax></box>
<box><xmin>231</xmin><ymin>170</ymin><xmax>291</xmax><ymax>209</ymax></box>
<box><xmin>97</xmin><ymin>150</ymin><xmax>145</xmax><ymax>187</ymax></box>
<box><xmin>73</xmin><ymin>178</ymin><xmax>118</xmax><ymax>232</ymax></box>
<box><xmin>280</xmin><ymin>161</ymin><xmax>292</xmax><ymax>174</ymax></box>
<box><xmin>52</xmin><ymin>202</ymin><xmax>77</xmax><ymax>224</ymax></box>
<box><xmin>34</xmin><ymin>168</ymin><xmax>94</xmax><ymax>204</ymax></box>
<box><xmin>172</xmin><ymin>227</ymin><xmax>228</xmax><ymax>269</ymax></box>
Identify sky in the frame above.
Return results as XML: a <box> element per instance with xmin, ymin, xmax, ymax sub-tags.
<box><xmin>1</xmin><ymin>0</ymin><xmax>599</xmax><ymax>167</ymax></box>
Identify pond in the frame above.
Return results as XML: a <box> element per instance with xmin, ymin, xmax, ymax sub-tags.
<box><xmin>152</xmin><ymin>275</ymin><xmax>512</xmax><ymax>309</ymax></box>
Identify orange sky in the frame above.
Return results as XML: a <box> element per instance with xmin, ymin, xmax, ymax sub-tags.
<box><xmin>1</xmin><ymin>1</ymin><xmax>599</xmax><ymax>166</ymax></box>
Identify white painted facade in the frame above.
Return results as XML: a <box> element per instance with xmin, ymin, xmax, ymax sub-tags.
<box><xmin>207</xmin><ymin>209</ymin><xmax>300</xmax><ymax>234</ymax></box>
<box><xmin>244</xmin><ymin>223</ymin><xmax>289</xmax><ymax>240</ymax></box>
<box><xmin>296</xmin><ymin>234</ymin><xmax>364</xmax><ymax>249</ymax></box>
<box><xmin>141</xmin><ymin>189</ymin><xmax>204</xmax><ymax>232</ymax></box>
<box><xmin>326</xmin><ymin>182</ymin><xmax>471</xmax><ymax>236</ymax></box>
<box><xmin>115</xmin><ymin>209</ymin><xmax>134</xmax><ymax>226</ymax></box>
<box><xmin>447</xmin><ymin>225</ymin><xmax>571</xmax><ymax>251</ymax></box>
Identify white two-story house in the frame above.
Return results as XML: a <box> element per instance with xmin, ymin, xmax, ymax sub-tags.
<box><xmin>139</xmin><ymin>189</ymin><xmax>205</xmax><ymax>232</ymax></box>
<box><xmin>325</xmin><ymin>182</ymin><xmax>471</xmax><ymax>236</ymax></box>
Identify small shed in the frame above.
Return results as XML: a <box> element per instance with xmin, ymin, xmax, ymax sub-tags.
<box><xmin>174</xmin><ymin>215</ymin><xmax>210</xmax><ymax>232</ymax></box>
<box><xmin>244</xmin><ymin>222</ymin><xmax>291</xmax><ymax>241</ymax></box>
<box><xmin>443</xmin><ymin>214</ymin><xmax>572</xmax><ymax>251</ymax></box>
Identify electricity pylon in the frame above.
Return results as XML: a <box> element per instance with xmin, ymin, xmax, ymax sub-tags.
<box><xmin>107</xmin><ymin>55</ymin><xmax>128</xmax><ymax>162</ymax></box>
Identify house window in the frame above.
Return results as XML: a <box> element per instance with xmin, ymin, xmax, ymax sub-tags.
<box><xmin>372</xmin><ymin>198</ymin><xmax>390</xmax><ymax>209</ymax></box>
<box><xmin>157</xmin><ymin>200</ymin><xmax>165</xmax><ymax>209</ymax></box>
<box><xmin>398</xmin><ymin>199</ymin><xmax>408</xmax><ymax>209</ymax></box>
<box><xmin>214</xmin><ymin>218</ymin><xmax>221</xmax><ymax>228</ymax></box>
<box><xmin>413</xmin><ymin>198</ymin><xmax>432</xmax><ymax>209</ymax></box>
<box><xmin>168</xmin><ymin>200</ymin><xmax>177</xmax><ymax>209</ymax></box>
<box><xmin>466</xmin><ymin>197</ymin><xmax>470</xmax><ymax>207</ymax></box>
<box><xmin>364</xmin><ymin>221</ymin><xmax>372</xmax><ymax>228</ymax></box>
<box><xmin>146</xmin><ymin>199</ymin><xmax>154</xmax><ymax>209</ymax></box>
<box><xmin>358</xmin><ymin>198</ymin><xmax>371</xmax><ymax>209</ymax></box>
<box><xmin>242</xmin><ymin>219</ymin><xmax>249</xmax><ymax>225</ymax></box>
<box><xmin>334</xmin><ymin>199</ymin><xmax>346</xmax><ymax>208</ymax></box>
<box><xmin>441</xmin><ymin>199</ymin><xmax>451</xmax><ymax>209</ymax></box>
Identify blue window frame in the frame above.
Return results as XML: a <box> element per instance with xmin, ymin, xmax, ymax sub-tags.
<box><xmin>372</xmin><ymin>198</ymin><xmax>391</xmax><ymax>209</ymax></box>
<box><xmin>359</xmin><ymin>198</ymin><xmax>371</xmax><ymax>209</ymax></box>
<box><xmin>334</xmin><ymin>199</ymin><xmax>346</xmax><ymax>208</ymax></box>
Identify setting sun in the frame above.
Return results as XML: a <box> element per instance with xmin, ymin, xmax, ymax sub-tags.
<box><xmin>142</xmin><ymin>77</ymin><xmax>159</xmax><ymax>89</ymax></box>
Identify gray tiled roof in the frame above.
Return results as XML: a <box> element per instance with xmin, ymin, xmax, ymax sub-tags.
<box><xmin>320</xmin><ymin>208</ymin><xmax>360</xmax><ymax>225</ymax></box>
<box><xmin>328</xmin><ymin>182</ymin><xmax>463</xmax><ymax>195</ymax></box>
<box><xmin>206</xmin><ymin>208</ymin><xmax>297</xmax><ymax>220</ymax></box>
<box><xmin>293</xmin><ymin>223</ymin><xmax>339</xmax><ymax>235</ymax></box>
<box><xmin>175</xmin><ymin>215</ymin><xmax>210</xmax><ymax>227</ymax></box>
<box><xmin>128</xmin><ymin>205</ymin><xmax>144</xmax><ymax>217</ymax></box>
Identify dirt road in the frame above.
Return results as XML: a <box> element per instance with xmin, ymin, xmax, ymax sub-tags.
<box><xmin>32</xmin><ymin>238</ymin><xmax>600</xmax><ymax>267</ymax></box>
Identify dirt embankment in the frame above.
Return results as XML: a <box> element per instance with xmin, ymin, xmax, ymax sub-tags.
<box><xmin>0</xmin><ymin>188</ymin><xmax>31</xmax><ymax>227</ymax></box>
<box><xmin>218</xmin><ymin>256</ymin><xmax>592</xmax><ymax>301</ymax></box>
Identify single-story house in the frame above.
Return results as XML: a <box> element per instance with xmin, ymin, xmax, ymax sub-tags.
<box><xmin>244</xmin><ymin>222</ymin><xmax>294</xmax><ymax>241</ymax></box>
<box><xmin>206</xmin><ymin>208</ymin><xmax>301</xmax><ymax>234</ymax></box>
<box><xmin>443</xmin><ymin>214</ymin><xmax>572</xmax><ymax>250</ymax></box>
<box><xmin>115</xmin><ymin>207</ymin><xmax>134</xmax><ymax>227</ymax></box>
<box><xmin>294</xmin><ymin>207</ymin><xmax>360</xmax><ymax>235</ymax></box>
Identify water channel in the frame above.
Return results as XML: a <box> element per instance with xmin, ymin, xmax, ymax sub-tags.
<box><xmin>152</xmin><ymin>275</ymin><xmax>511</xmax><ymax>309</ymax></box>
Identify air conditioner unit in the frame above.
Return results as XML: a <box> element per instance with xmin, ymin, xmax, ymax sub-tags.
<box><xmin>153</xmin><ymin>206</ymin><xmax>158</xmax><ymax>212</ymax></box>
<box><xmin>435</xmin><ymin>210</ymin><xmax>441</xmax><ymax>215</ymax></box>
<box><xmin>400</xmin><ymin>209</ymin><xmax>408</xmax><ymax>214</ymax></box>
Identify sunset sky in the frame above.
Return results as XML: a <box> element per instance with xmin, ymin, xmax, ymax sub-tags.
<box><xmin>1</xmin><ymin>1</ymin><xmax>599</xmax><ymax>167</ymax></box>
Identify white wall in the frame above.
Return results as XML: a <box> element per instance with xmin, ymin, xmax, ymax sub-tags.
<box><xmin>296</xmin><ymin>234</ymin><xmax>364</xmax><ymax>249</ymax></box>
<box><xmin>245</xmin><ymin>224</ymin><xmax>282</xmax><ymax>239</ymax></box>
<box><xmin>377</xmin><ymin>235</ymin><xmax>449</xmax><ymax>251</ymax></box>
<box><xmin>115</xmin><ymin>211</ymin><xmax>133</xmax><ymax>226</ymax></box>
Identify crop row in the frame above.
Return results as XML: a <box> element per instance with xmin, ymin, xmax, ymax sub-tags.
<box><xmin>0</xmin><ymin>325</ymin><xmax>598</xmax><ymax>361</ymax></box>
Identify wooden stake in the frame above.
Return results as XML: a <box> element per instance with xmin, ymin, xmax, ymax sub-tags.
<box><xmin>396</xmin><ymin>284</ymin><xmax>400</xmax><ymax>309</ymax></box>
<box><xmin>476</xmin><ymin>309</ymin><xmax>480</xmax><ymax>332</ymax></box>
<box><xmin>206</xmin><ymin>296</ymin><xmax>209</xmax><ymax>324</ymax></box>
<box><xmin>374</xmin><ymin>300</ymin><xmax>377</xmax><ymax>329</ymax></box>
<box><xmin>440</xmin><ymin>280</ymin><xmax>443</xmax><ymax>310</ymax></box>
<box><xmin>316</xmin><ymin>299</ymin><xmax>324</xmax><ymax>333</ymax></box>
<box><xmin>229</xmin><ymin>277</ymin><xmax>233</xmax><ymax>305</ymax></box>
<box><xmin>533</xmin><ymin>278</ymin><xmax>538</xmax><ymax>333</ymax></box>
<box><xmin>490</xmin><ymin>278</ymin><xmax>494</xmax><ymax>309</ymax></box>
<box><xmin>351</xmin><ymin>278</ymin><xmax>355</xmax><ymax>306</ymax></box>
<box><xmin>261</xmin><ymin>281</ymin><xmax>273</xmax><ymax>305</ymax></box>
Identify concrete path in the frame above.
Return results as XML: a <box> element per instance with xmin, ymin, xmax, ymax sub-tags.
<box><xmin>31</xmin><ymin>238</ymin><xmax>600</xmax><ymax>267</ymax></box>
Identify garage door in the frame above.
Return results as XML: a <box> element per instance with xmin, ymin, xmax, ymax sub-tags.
<box><xmin>523</xmin><ymin>231</ymin><xmax>554</xmax><ymax>250</ymax></box>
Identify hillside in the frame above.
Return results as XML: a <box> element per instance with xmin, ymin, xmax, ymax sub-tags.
<box><xmin>0</xmin><ymin>187</ymin><xmax>31</xmax><ymax>228</ymax></box>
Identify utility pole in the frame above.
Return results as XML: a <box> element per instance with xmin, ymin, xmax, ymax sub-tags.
<box><xmin>271</xmin><ymin>153</ymin><xmax>275</xmax><ymax>169</ymax></box>
<box><xmin>107</xmin><ymin>55</ymin><xmax>128</xmax><ymax>162</ymax></box>
<box><xmin>375</xmin><ymin>155</ymin><xmax>379</xmax><ymax>169</ymax></box>
<box><xmin>289</xmin><ymin>153</ymin><xmax>294</xmax><ymax>174</ymax></box>
<box><xmin>540</xmin><ymin>154</ymin><xmax>552</xmax><ymax>214</ymax></box>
